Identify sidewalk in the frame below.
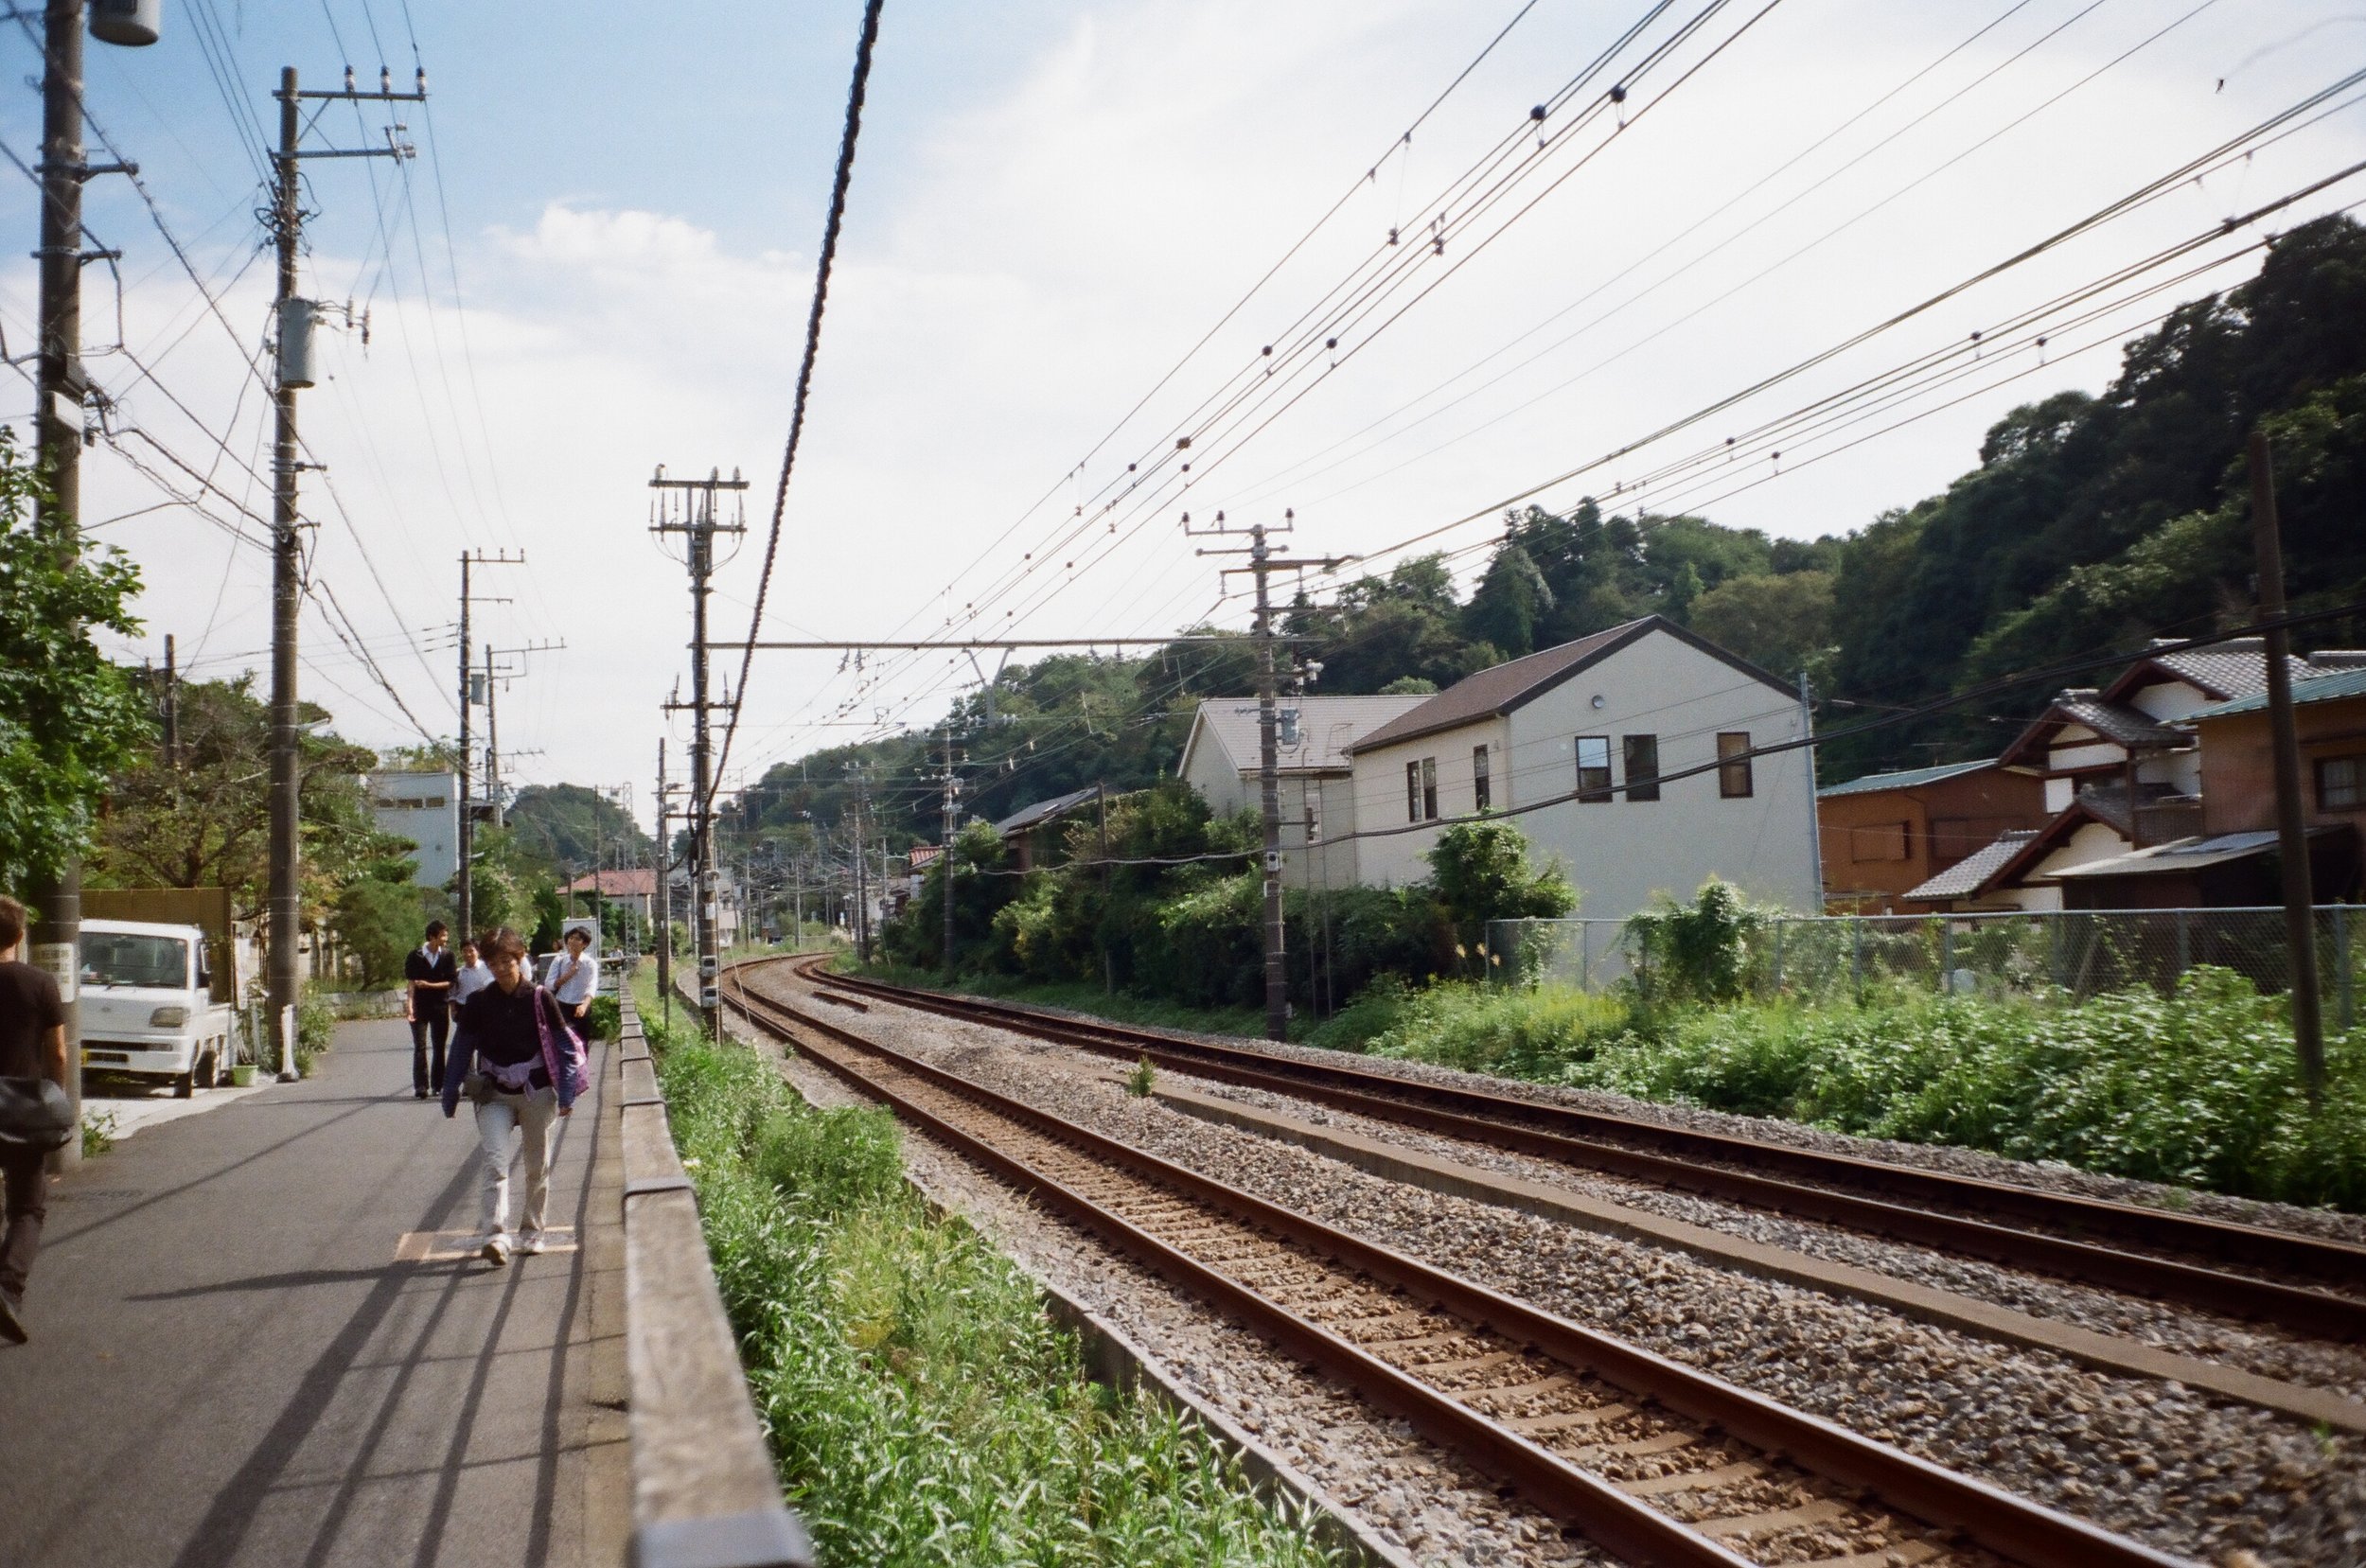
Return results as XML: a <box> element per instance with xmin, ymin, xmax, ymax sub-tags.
<box><xmin>0</xmin><ymin>1016</ymin><xmax>629</xmax><ymax>1568</ymax></box>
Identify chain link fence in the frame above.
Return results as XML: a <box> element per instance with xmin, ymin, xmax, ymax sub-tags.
<box><xmin>1489</xmin><ymin>906</ymin><xmax>2365</xmax><ymax>1029</ymax></box>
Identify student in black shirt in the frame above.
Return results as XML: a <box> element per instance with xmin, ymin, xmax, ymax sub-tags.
<box><xmin>442</xmin><ymin>926</ymin><xmax>580</xmax><ymax>1264</ymax></box>
<box><xmin>404</xmin><ymin>921</ymin><xmax>458</xmax><ymax>1100</ymax></box>
<box><xmin>0</xmin><ymin>893</ymin><xmax>67</xmax><ymax>1344</ymax></box>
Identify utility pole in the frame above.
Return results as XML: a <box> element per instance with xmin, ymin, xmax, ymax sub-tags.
<box><xmin>847</xmin><ymin>763</ymin><xmax>874</xmax><ymax>963</ymax></box>
<box><xmin>1097</xmin><ymin>779</ymin><xmax>1113</xmax><ymax>995</ymax></box>
<box><xmin>655</xmin><ymin>742</ymin><xmax>680</xmax><ymax>1031</ymax></box>
<box><xmin>652</xmin><ymin>467</ymin><xmax>748</xmax><ymax>1035</ymax></box>
<box><xmin>2250</xmin><ymin>431</ymin><xmax>2325</xmax><ymax>1099</ymax></box>
<box><xmin>939</xmin><ymin>725</ymin><xmax>962</xmax><ymax>977</ymax></box>
<box><xmin>267</xmin><ymin>64</ymin><xmax>422</xmax><ymax>1073</ymax></box>
<box><xmin>30</xmin><ymin>0</ymin><xmax>150</xmax><ymax>1163</ymax></box>
<box><xmin>162</xmin><ymin>632</ymin><xmax>180</xmax><ymax>769</ymax></box>
<box><xmin>1798</xmin><ymin>671</ymin><xmax>1824</xmax><ymax>912</ymax></box>
<box><xmin>483</xmin><ymin>638</ymin><xmax>562</xmax><ymax>834</ymax></box>
<box><xmin>453</xmin><ymin>550</ymin><xmax>521</xmax><ymax>939</ymax></box>
<box><xmin>1192</xmin><ymin>509</ymin><xmax>1349</xmax><ymax>1041</ymax></box>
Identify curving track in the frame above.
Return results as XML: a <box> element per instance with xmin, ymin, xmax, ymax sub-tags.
<box><xmin>803</xmin><ymin>959</ymin><xmax>2366</xmax><ymax>1341</ymax></box>
<box><xmin>721</xmin><ymin>954</ymin><xmax>2193</xmax><ymax>1568</ymax></box>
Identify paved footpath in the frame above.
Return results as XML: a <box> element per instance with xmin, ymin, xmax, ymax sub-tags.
<box><xmin>0</xmin><ymin>1017</ymin><xmax>629</xmax><ymax>1568</ymax></box>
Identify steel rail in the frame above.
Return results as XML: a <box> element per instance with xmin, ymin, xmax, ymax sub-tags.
<box><xmin>724</xmin><ymin>957</ymin><xmax>2192</xmax><ymax>1568</ymax></box>
<box><xmin>807</xmin><ymin>960</ymin><xmax>2366</xmax><ymax>1334</ymax></box>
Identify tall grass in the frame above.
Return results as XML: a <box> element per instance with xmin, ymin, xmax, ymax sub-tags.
<box><xmin>1317</xmin><ymin>970</ymin><xmax>2366</xmax><ymax>1211</ymax></box>
<box><xmin>643</xmin><ymin>995</ymin><xmax>1339</xmax><ymax>1567</ymax></box>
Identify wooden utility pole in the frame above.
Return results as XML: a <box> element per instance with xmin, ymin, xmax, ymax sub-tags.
<box><xmin>939</xmin><ymin>725</ymin><xmax>961</xmax><ymax>977</ymax></box>
<box><xmin>2249</xmin><ymin>431</ymin><xmax>2325</xmax><ymax>1098</ymax></box>
<box><xmin>453</xmin><ymin>550</ymin><xmax>521</xmax><ymax>939</ymax></box>
<box><xmin>1193</xmin><ymin>510</ymin><xmax>1348</xmax><ymax>1041</ymax></box>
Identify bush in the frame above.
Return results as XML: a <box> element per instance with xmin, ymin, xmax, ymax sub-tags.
<box><xmin>1625</xmin><ymin>878</ymin><xmax>1770</xmax><ymax>1005</ymax></box>
<box><xmin>293</xmin><ymin>995</ymin><xmax>336</xmax><ymax>1074</ymax></box>
<box><xmin>581</xmin><ymin>994</ymin><xmax>621</xmax><ymax>1041</ymax></box>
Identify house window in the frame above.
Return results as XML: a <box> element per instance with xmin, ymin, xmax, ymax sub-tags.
<box><xmin>1852</xmin><ymin>821</ymin><xmax>1910</xmax><ymax>862</ymax></box>
<box><xmin>1576</xmin><ymin>735</ymin><xmax>1613</xmax><ymax>802</ymax></box>
<box><xmin>2321</xmin><ymin>754</ymin><xmax>2365</xmax><ymax>812</ymax></box>
<box><xmin>1406</xmin><ymin>761</ymin><xmax>1421</xmax><ymax>823</ymax></box>
<box><xmin>1421</xmin><ymin>757</ymin><xmax>1439</xmax><ymax>819</ymax></box>
<box><xmin>1473</xmin><ymin>746</ymin><xmax>1492</xmax><ymax>812</ymax></box>
<box><xmin>1718</xmin><ymin>731</ymin><xmax>1754</xmax><ymax>798</ymax></box>
<box><xmin>1623</xmin><ymin>734</ymin><xmax>1659</xmax><ymax>802</ymax></box>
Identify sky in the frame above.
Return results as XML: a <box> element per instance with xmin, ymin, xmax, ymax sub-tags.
<box><xmin>4</xmin><ymin>0</ymin><xmax>2364</xmax><ymax>837</ymax></box>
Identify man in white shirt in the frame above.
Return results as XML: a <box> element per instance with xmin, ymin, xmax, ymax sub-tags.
<box><xmin>548</xmin><ymin>926</ymin><xmax>598</xmax><ymax>1029</ymax></box>
<box><xmin>453</xmin><ymin>939</ymin><xmax>494</xmax><ymax>1006</ymax></box>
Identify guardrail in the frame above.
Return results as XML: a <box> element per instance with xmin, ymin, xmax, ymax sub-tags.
<box><xmin>616</xmin><ymin>989</ymin><xmax>815</xmax><ymax>1568</ymax></box>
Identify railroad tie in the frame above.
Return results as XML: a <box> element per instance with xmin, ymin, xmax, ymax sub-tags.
<box><xmin>1616</xmin><ymin>1460</ymin><xmax>1763</xmax><ymax>1497</ymax></box>
<box><xmin>1793</xmin><ymin>1542</ymin><xmax>1942</xmax><ymax>1568</ymax></box>
<box><xmin>1502</xmin><ymin>1402</ymin><xmax>1633</xmax><ymax>1436</ymax></box>
<box><xmin>1696</xmin><ymin>1496</ymin><xmax>1852</xmax><ymax>1538</ymax></box>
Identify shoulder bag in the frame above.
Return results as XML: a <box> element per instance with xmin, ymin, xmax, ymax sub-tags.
<box><xmin>0</xmin><ymin>1077</ymin><xmax>75</xmax><ymax>1153</ymax></box>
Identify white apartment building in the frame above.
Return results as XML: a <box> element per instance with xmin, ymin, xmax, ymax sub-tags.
<box><xmin>366</xmin><ymin>770</ymin><xmax>460</xmax><ymax>890</ymax></box>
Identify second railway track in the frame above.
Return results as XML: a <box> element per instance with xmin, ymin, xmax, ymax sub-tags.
<box><xmin>802</xmin><ymin>958</ymin><xmax>2366</xmax><ymax>1341</ymax></box>
<box><xmin>721</xmin><ymin>956</ymin><xmax>2193</xmax><ymax>1568</ymax></box>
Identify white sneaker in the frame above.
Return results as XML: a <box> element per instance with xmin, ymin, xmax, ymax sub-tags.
<box><xmin>481</xmin><ymin>1233</ymin><xmax>512</xmax><ymax>1265</ymax></box>
<box><xmin>518</xmin><ymin>1231</ymin><xmax>549</xmax><ymax>1257</ymax></box>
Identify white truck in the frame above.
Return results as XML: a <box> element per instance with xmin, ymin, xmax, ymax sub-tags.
<box><xmin>79</xmin><ymin>919</ymin><xmax>238</xmax><ymax>1098</ymax></box>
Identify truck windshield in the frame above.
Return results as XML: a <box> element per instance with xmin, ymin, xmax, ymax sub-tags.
<box><xmin>81</xmin><ymin>934</ymin><xmax>190</xmax><ymax>990</ymax></box>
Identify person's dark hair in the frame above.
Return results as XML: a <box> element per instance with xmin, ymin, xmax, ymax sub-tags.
<box><xmin>425</xmin><ymin>919</ymin><xmax>449</xmax><ymax>941</ymax></box>
<box><xmin>460</xmin><ymin>939</ymin><xmax>479</xmax><ymax>956</ymax></box>
<box><xmin>564</xmin><ymin>925</ymin><xmax>591</xmax><ymax>946</ymax></box>
<box><xmin>478</xmin><ymin>927</ymin><xmax>528</xmax><ymax>962</ymax></box>
<box><xmin>0</xmin><ymin>894</ymin><xmax>24</xmax><ymax>954</ymax></box>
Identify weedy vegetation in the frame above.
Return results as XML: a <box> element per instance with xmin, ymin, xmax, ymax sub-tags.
<box><xmin>641</xmin><ymin>985</ymin><xmax>1341</xmax><ymax>1567</ymax></box>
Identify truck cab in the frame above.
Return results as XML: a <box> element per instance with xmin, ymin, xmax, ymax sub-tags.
<box><xmin>79</xmin><ymin>920</ymin><xmax>237</xmax><ymax>1098</ymax></box>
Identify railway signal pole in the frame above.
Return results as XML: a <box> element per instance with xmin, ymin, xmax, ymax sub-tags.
<box><xmin>265</xmin><ymin>64</ymin><xmax>422</xmax><ymax>1071</ymax></box>
<box><xmin>652</xmin><ymin>467</ymin><xmax>748</xmax><ymax>1036</ymax></box>
<box><xmin>453</xmin><ymin>550</ymin><xmax>521</xmax><ymax>938</ymax></box>
<box><xmin>1193</xmin><ymin>509</ymin><xmax>1351</xmax><ymax>1041</ymax></box>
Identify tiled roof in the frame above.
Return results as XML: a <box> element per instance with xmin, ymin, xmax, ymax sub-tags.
<box><xmin>1819</xmin><ymin>758</ymin><xmax>1996</xmax><ymax>799</ymax></box>
<box><xmin>1901</xmin><ymin>830</ymin><xmax>2038</xmax><ymax>902</ymax></box>
<box><xmin>2185</xmin><ymin>664</ymin><xmax>2366</xmax><ymax>721</ymax></box>
<box><xmin>1188</xmin><ymin>695</ymin><xmax>1429</xmax><ymax>776</ymax></box>
<box><xmin>992</xmin><ymin>784</ymin><xmax>1102</xmax><ymax>837</ymax></box>
<box><xmin>564</xmin><ymin>869</ymin><xmax>657</xmax><ymax>896</ymax></box>
<box><xmin>1348</xmin><ymin>615</ymin><xmax>1790</xmax><ymax>755</ymax></box>
<box><xmin>2052</xmin><ymin>691</ymin><xmax>2185</xmax><ymax>749</ymax></box>
<box><xmin>2049</xmin><ymin>826</ymin><xmax>2343</xmax><ymax>880</ymax></box>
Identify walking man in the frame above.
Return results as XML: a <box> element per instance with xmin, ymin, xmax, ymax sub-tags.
<box><xmin>548</xmin><ymin>925</ymin><xmax>598</xmax><ymax>1032</ymax></box>
<box><xmin>0</xmin><ymin>894</ymin><xmax>67</xmax><ymax>1345</ymax></box>
<box><xmin>404</xmin><ymin>921</ymin><xmax>457</xmax><ymax>1101</ymax></box>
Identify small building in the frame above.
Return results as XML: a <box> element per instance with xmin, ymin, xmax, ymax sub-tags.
<box><xmin>1177</xmin><ymin>695</ymin><xmax>1429</xmax><ymax>891</ymax></box>
<box><xmin>991</xmin><ymin>784</ymin><xmax>1104</xmax><ymax>872</ymax></box>
<box><xmin>366</xmin><ymin>770</ymin><xmax>459</xmax><ymax>890</ymax></box>
<box><xmin>1341</xmin><ymin>616</ymin><xmax>1822</xmax><ymax>924</ymax></box>
<box><xmin>1816</xmin><ymin>758</ymin><xmax>2047</xmax><ymax>913</ymax></box>
<box><xmin>563</xmin><ymin>868</ymin><xmax>657</xmax><ymax>927</ymax></box>
<box><xmin>2046</xmin><ymin>827</ymin><xmax>2357</xmax><ymax>908</ymax></box>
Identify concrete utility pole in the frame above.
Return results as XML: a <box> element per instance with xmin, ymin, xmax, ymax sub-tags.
<box><xmin>452</xmin><ymin>550</ymin><xmax>521</xmax><ymax>939</ymax></box>
<box><xmin>939</xmin><ymin>725</ymin><xmax>961</xmax><ymax>977</ymax></box>
<box><xmin>652</xmin><ymin>467</ymin><xmax>748</xmax><ymax>1036</ymax></box>
<box><xmin>1798</xmin><ymin>671</ymin><xmax>1825</xmax><ymax>912</ymax></box>
<box><xmin>847</xmin><ymin>763</ymin><xmax>873</xmax><ymax>963</ymax></box>
<box><xmin>266</xmin><ymin>64</ymin><xmax>422</xmax><ymax>1071</ymax></box>
<box><xmin>655</xmin><ymin>742</ymin><xmax>680</xmax><ymax>1031</ymax></box>
<box><xmin>31</xmin><ymin>0</ymin><xmax>150</xmax><ymax>1162</ymax></box>
<box><xmin>2250</xmin><ymin>431</ymin><xmax>2325</xmax><ymax>1099</ymax></box>
<box><xmin>484</xmin><ymin>638</ymin><xmax>562</xmax><ymax>836</ymax></box>
<box><xmin>1192</xmin><ymin>509</ymin><xmax>1348</xmax><ymax>1041</ymax></box>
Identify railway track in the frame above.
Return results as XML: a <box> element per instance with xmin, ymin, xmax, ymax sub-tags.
<box><xmin>803</xmin><ymin>958</ymin><xmax>2366</xmax><ymax>1341</ymax></box>
<box><xmin>722</xmin><ymin>956</ymin><xmax>2191</xmax><ymax>1568</ymax></box>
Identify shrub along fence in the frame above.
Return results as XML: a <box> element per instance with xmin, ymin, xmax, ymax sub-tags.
<box><xmin>1492</xmin><ymin>905</ymin><xmax>2365</xmax><ymax>1027</ymax></box>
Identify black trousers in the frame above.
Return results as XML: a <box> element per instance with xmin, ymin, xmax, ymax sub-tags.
<box><xmin>1</xmin><ymin>1144</ymin><xmax>45</xmax><ymax>1303</ymax></box>
<box><xmin>411</xmin><ymin>1009</ymin><xmax>450</xmax><ymax>1096</ymax></box>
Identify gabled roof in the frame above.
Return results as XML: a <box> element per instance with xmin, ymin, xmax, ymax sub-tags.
<box><xmin>1183</xmin><ymin>695</ymin><xmax>1428</xmax><ymax>778</ymax></box>
<box><xmin>1900</xmin><ymin>829</ymin><xmax>2038</xmax><ymax>903</ymax></box>
<box><xmin>2185</xmin><ymin>664</ymin><xmax>2366</xmax><ymax>721</ymax></box>
<box><xmin>1971</xmin><ymin>785</ymin><xmax>2149</xmax><ymax>897</ymax></box>
<box><xmin>1347</xmin><ymin>615</ymin><xmax>1791</xmax><ymax>756</ymax></box>
<box><xmin>992</xmin><ymin>784</ymin><xmax>1101</xmax><ymax>837</ymax></box>
<box><xmin>1998</xmin><ymin>688</ymin><xmax>2185</xmax><ymax>769</ymax></box>
<box><xmin>564</xmin><ymin>869</ymin><xmax>657</xmax><ymax>896</ymax></box>
<box><xmin>2102</xmin><ymin>637</ymin><xmax>2313</xmax><ymax>705</ymax></box>
<box><xmin>1819</xmin><ymin>757</ymin><xmax>1997</xmax><ymax>800</ymax></box>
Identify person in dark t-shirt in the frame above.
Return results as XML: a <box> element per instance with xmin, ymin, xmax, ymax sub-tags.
<box><xmin>404</xmin><ymin>921</ymin><xmax>458</xmax><ymax>1100</ymax></box>
<box><xmin>0</xmin><ymin>892</ymin><xmax>67</xmax><ymax>1344</ymax></box>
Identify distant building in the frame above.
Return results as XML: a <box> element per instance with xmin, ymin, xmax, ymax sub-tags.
<box><xmin>1177</xmin><ymin>695</ymin><xmax>1430</xmax><ymax>890</ymax></box>
<box><xmin>366</xmin><ymin>770</ymin><xmax>459</xmax><ymax>890</ymax></box>
<box><xmin>563</xmin><ymin>868</ymin><xmax>657</xmax><ymax>927</ymax></box>
<box><xmin>991</xmin><ymin>785</ymin><xmax>1104</xmax><ymax>873</ymax></box>
<box><xmin>1816</xmin><ymin>759</ymin><xmax>2047</xmax><ymax>914</ymax></box>
<box><xmin>1340</xmin><ymin>616</ymin><xmax>1821</xmax><ymax>924</ymax></box>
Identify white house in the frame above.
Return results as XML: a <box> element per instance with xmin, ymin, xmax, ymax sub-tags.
<box><xmin>1341</xmin><ymin>617</ymin><xmax>1822</xmax><ymax>923</ymax></box>
<box><xmin>1176</xmin><ymin>695</ymin><xmax>1429</xmax><ymax>890</ymax></box>
<box><xmin>366</xmin><ymin>770</ymin><xmax>459</xmax><ymax>890</ymax></box>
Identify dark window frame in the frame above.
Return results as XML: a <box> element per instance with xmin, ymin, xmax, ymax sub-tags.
<box><xmin>1473</xmin><ymin>744</ymin><xmax>1492</xmax><ymax>812</ymax></box>
<box><xmin>1576</xmin><ymin>735</ymin><xmax>1613</xmax><ymax>802</ymax></box>
<box><xmin>1718</xmin><ymin>731</ymin><xmax>1754</xmax><ymax>799</ymax></box>
<box><xmin>1421</xmin><ymin>757</ymin><xmax>1439</xmax><ymax>819</ymax></box>
<box><xmin>1405</xmin><ymin>761</ymin><xmax>1421</xmax><ymax>823</ymax></box>
<box><xmin>2319</xmin><ymin>753</ymin><xmax>2365</xmax><ymax>812</ymax></box>
<box><xmin>1622</xmin><ymin>734</ymin><xmax>1659</xmax><ymax>802</ymax></box>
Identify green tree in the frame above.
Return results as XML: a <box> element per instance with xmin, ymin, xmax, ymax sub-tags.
<box><xmin>1425</xmin><ymin>818</ymin><xmax>1575</xmax><ymax>959</ymax></box>
<box><xmin>335</xmin><ymin>858</ymin><xmax>433</xmax><ymax>988</ymax></box>
<box><xmin>0</xmin><ymin>430</ymin><xmax>148</xmax><ymax>890</ymax></box>
<box><xmin>1688</xmin><ymin>570</ymin><xmax>1835</xmax><ymax>681</ymax></box>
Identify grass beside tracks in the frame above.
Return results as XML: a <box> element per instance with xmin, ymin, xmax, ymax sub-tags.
<box><xmin>635</xmin><ymin>976</ymin><xmax>1340</xmax><ymax>1567</ymax></box>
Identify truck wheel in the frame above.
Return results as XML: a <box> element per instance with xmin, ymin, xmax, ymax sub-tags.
<box><xmin>173</xmin><ymin>1065</ymin><xmax>196</xmax><ymax>1099</ymax></box>
<box><xmin>193</xmin><ymin>1048</ymin><xmax>219</xmax><ymax>1091</ymax></box>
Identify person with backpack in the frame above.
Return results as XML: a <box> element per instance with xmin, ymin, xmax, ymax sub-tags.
<box><xmin>0</xmin><ymin>894</ymin><xmax>70</xmax><ymax>1345</ymax></box>
<box><xmin>442</xmin><ymin>926</ymin><xmax>585</xmax><ymax>1265</ymax></box>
